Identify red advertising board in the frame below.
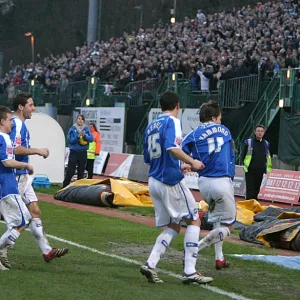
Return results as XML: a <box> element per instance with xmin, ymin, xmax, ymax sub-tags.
<box><xmin>258</xmin><ymin>170</ymin><xmax>300</xmax><ymax>205</ymax></box>
<box><xmin>103</xmin><ymin>153</ymin><xmax>133</xmax><ymax>178</ymax></box>
<box><xmin>233</xmin><ymin>166</ymin><xmax>246</xmax><ymax>197</ymax></box>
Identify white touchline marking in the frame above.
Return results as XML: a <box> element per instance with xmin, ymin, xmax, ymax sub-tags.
<box><xmin>0</xmin><ymin>221</ymin><xmax>253</xmax><ymax>300</ymax></box>
<box><xmin>46</xmin><ymin>234</ymin><xmax>253</xmax><ymax>300</ymax></box>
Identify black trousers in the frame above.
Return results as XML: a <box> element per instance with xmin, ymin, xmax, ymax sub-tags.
<box><xmin>245</xmin><ymin>169</ymin><xmax>265</xmax><ymax>200</ymax></box>
<box><xmin>63</xmin><ymin>150</ymin><xmax>87</xmax><ymax>188</ymax></box>
<box><xmin>86</xmin><ymin>159</ymin><xmax>95</xmax><ymax>179</ymax></box>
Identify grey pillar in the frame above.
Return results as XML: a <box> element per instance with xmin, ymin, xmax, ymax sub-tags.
<box><xmin>87</xmin><ymin>0</ymin><xmax>99</xmax><ymax>45</ymax></box>
<box><xmin>97</xmin><ymin>0</ymin><xmax>102</xmax><ymax>41</ymax></box>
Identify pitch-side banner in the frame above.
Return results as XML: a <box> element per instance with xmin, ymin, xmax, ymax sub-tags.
<box><xmin>128</xmin><ymin>155</ymin><xmax>150</xmax><ymax>182</ymax></box>
<box><xmin>148</xmin><ymin>108</ymin><xmax>200</xmax><ymax>138</ymax></box>
<box><xmin>74</xmin><ymin>107</ymin><xmax>125</xmax><ymax>153</ymax></box>
<box><xmin>148</xmin><ymin>108</ymin><xmax>183</xmax><ymax>124</ymax></box>
<box><xmin>65</xmin><ymin>148</ymin><xmax>109</xmax><ymax>175</ymax></box>
<box><xmin>258</xmin><ymin>170</ymin><xmax>300</xmax><ymax>204</ymax></box>
<box><xmin>180</xmin><ymin>108</ymin><xmax>201</xmax><ymax>137</ymax></box>
<box><xmin>233</xmin><ymin>166</ymin><xmax>246</xmax><ymax>197</ymax></box>
<box><xmin>183</xmin><ymin>166</ymin><xmax>246</xmax><ymax>197</ymax></box>
<box><xmin>104</xmin><ymin>153</ymin><xmax>247</xmax><ymax>197</ymax></box>
<box><xmin>93</xmin><ymin>151</ymin><xmax>109</xmax><ymax>175</ymax></box>
<box><xmin>104</xmin><ymin>153</ymin><xmax>134</xmax><ymax>178</ymax></box>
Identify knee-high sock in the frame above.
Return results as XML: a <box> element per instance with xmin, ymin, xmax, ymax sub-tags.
<box><xmin>184</xmin><ymin>225</ymin><xmax>200</xmax><ymax>275</ymax></box>
<box><xmin>213</xmin><ymin>223</ymin><xmax>225</xmax><ymax>261</ymax></box>
<box><xmin>147</xmin><ymin>227</ymin><xmax>178</xmax><ymax>269</ymax></box>
<box><xmin>29</xmin><ymin>218</ymin><xmax>52</xmax><ymax>254</ymax></box>
<box><xmin>214</xmin><ymin>241</ymin><xmax>224</xmax><ymax>261</ymax></box>
<box><xmin>0</xmin><ymin>229</ymin><xmax>20</xmax><ymax>250</ymax></box>
<box><xmin>198</xmin><ymin>226</ymin><xmax>230</xmax><ymax>252</ymax></box>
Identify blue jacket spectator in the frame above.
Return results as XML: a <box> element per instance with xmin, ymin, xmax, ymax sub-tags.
<box><xmin>68</xmin><ymin>120</ymin><xmax>93</xmax><ymax>151</ymax></box>
<box><xmin>63</xmin><ymin>114</ymin><xmax>93</xmax><ymax>187</ymax></box>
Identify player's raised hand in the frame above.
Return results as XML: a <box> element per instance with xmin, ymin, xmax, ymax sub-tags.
<box><xmin>38</xmin><ymin>148</ymin><xmax>50</xmax><ymax>159</ymax></box>
<box><xmin>190</xmin><ymin>159</ymin><xmax>205</xmax><ymax>171</ymax></box>
<box><xmin>26</xmin><ymin>164</ymin><xmax>34</xmax><ymax>175</ymax></box>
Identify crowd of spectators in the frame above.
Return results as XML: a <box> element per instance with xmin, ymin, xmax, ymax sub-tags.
<box><xmin>1</xmin><ymin>0</ymin><xmax>300</xmax><ymax>96</ymax></box>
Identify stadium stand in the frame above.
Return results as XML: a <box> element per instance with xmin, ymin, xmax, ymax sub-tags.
<box><xmin>0</xmin><ymin>0</ymin><xmax>299</xmax><ymax>99</ymax></box>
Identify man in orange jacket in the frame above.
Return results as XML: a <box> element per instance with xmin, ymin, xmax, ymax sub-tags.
<box><xmin>86</xmin><ymin>122</ymin><xmax>101</xmax><ymax>179</ymax></box>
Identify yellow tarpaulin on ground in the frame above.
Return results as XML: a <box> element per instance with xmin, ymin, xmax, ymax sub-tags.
<box><xmin>236</xmin><ymin>199</ymin><xmax>269</xmax><ymax>225</ymax></box>
<box><xmin>198</xmin><ymin>199</ymin><xmax>280</xmax><ymax>225</ymax></box>
<box><xmin>110</xmin><ymin>178</ymin><xmax>153</xmax><ymax>207</ymax></box>
<box><xmin>233</xmin><ymin>201</ymin><xmax>300</xmax><ymax>249</ymax></box>
<box><xmin>115</xmin><ymin>178</ymin><xmax>154</xmax><ymax>206</ymax></box>
<box><xmin>56</xmin><ymin>180</ymin><xmax>286</xmax><ymax>218</ymax></box>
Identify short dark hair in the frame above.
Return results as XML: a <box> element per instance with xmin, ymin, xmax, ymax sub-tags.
<box><xmin>160</xmin><ymin>91</ymin><xmax>180</xmax><ymax>112</ymax></box>
<box><xmin>12</xmin><ymin>93</ymin><xmax>32</xmax><ymax>111</ymax></box>
<box><xmin>256</xmin><ymin>124</ymin><xmax>265</xmax><ymax>130</ymax></box>
<box><xmin>199</xmin><ymin>100</ymin><xmax>222</xmax><ymax>122</ymax></box>
<box><xmin>77</xmin><ymin>114</ymin><xmax>85</xmax><ymax>122</ymax></box>
<box><xmin>0</xmin><ymin>106</ymin><xmax>12</xmax><ymax>122</ymax></box>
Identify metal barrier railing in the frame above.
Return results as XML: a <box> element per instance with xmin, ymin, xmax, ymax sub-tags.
<box><xmin>41</xmin><ymin>92</ymin><xmax>59</xmax><ymax>107</ymax></box>
<box><xmin>292</xmin><ymin>82</ymin><xmax>300</xmax><ymax>114</ymax></box>
<box><xmin>2</xmin><ymin>74</ymin><xmax>288</xmax><ymax>116</ymax></box>
<box><xmin>124</xmin><ymin>78</ymin><xmax>159</xmax><ymax>107</ymax></box>
<box><xmin>258</xmin><ymin>78</ymin><xmax>273</xmax><ymax>99</ymax></box>
<box><xmin>0</xmin><ymin>90</ymin><xmax>10</xmax><ymax>107</ymax></box>
<box><xmin>15</xmin><ymin>83</ymin><xmax>30</xmax><ymax>94</ymax></box>
<box><xmin>175</xmin><ymin>79</ymin><xmax>219</xmax><ymax>108</ymax></box>
<box><xmin>32</xmin><ymin>84</ymin><xmax>46</xmax><ymax>105</ymax></box>
<box><xmin>157</xmin><ymin>75</ymin><xmax>168</xmax><ymax>98</ymax></box>
<box><xmin>166</xmin><ymin>73</ymin><xmax>184</xmax><ymax>93</ymax></box>
<box><xmin>219</xmin><ymin>75</ymin><xmax>259</xmax><ymax>109</ymax></box>
<box><xmin>0</xmin><ymin>83</ymin><xmax>43</xmax><ymax>108</ymax></box>
<box><xmin>187</xmin><ymin>90</ymin><xmax>219</xmax><ymax>108</ymax></box>
<box><xmin>58</xmin><ymin>80</ymin><xmax>88</xmax><ymax>106</ymax></box>
<box><xmin>134</xmin><ymin>76</ymin><xmax>170</xmax><ymax>154</ymax></box>
<box><xmin>95</xmin><ymin>91</ymin><xmax>128</xmax><ymax>107</ymax></box>
<box><xmin>235</xmin><ymin>73</ymin><xmax>281</xmax><ymax>163</ymax></box>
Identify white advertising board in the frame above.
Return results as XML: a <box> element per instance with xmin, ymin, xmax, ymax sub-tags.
<box><xmin>65</xmin><ymin>147</ymin><xmax>109</xmax><ymax>175</ymax></box>
<box><xmin>181</xmin><ymin>108</ymin><xmax>200</xmax><ymax>137</ymax></box>
<box><xmin>26</xmin><ymin>113</ymin><xmax>65</xmax><ymax>183</ymax></box>
<box><xmin>148</xmin><ymin>108</ymin><xmax>183</xmax><ymax>124</ymax></box>
<box><xmin>93</xmin><ymin>151</ymin><xmax>109</xmax><ymax>175</ymax></box>
<box><xmin>74</xmin><ymin>107</ymin><xmax>126</xmax><ymax>153</ymax></box>
<box><xmin>148</xmin><ymin>108</ymin><xmax>199</xmax><ymax>137</ymax></box>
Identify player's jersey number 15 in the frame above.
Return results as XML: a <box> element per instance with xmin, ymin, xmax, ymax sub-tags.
<box><xmin>148</xmin><ymin>133</ymin><xmax>161</xmax><ymax>160</ymax></box>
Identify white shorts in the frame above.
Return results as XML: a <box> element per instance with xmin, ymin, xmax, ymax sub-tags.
<box><xmin>0</xmin><ymin>194</ymin><xmax>32</xmax><ymax>229</ymax></box>
<box><xmin>149</xmin><ymin>177</ymin><xmax>199</xmax><ymax>227</ymax></box>
<box><xmin>198</xmin><ymin>177</ymin><xmax>236</xmax><ymax>225</ymax></box>
<box><xmin>16</xmin><ymin>174</ymin><xmax>38</xmax><ymax>205</ymax></box>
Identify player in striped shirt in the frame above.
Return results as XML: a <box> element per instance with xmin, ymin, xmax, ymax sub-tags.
<box><xmin>9</xmin><ymin>93</ymin><xmax>68</xmax><ymax>265</ymax></box>
<box><xmin>0</xmin><ymin>106</ymin><xmax>33</xmax><ymax>270</ymax></box>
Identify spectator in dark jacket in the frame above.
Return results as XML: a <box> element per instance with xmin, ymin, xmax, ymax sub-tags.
<box><xmin>235</xmin><ymin>59</ymin><xmax>250</xmax><ymax>77</ymax></box>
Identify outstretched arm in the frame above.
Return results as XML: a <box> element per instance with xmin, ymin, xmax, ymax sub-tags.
<box><xmin>14</xmin><ymin>146</ymin><xmax>49</xmax><ymax>158</ymax></box>
<box><xmin>2</xmin><ymin>159</ymin><xmax>34</xmax><ymax>175</ymax></box>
